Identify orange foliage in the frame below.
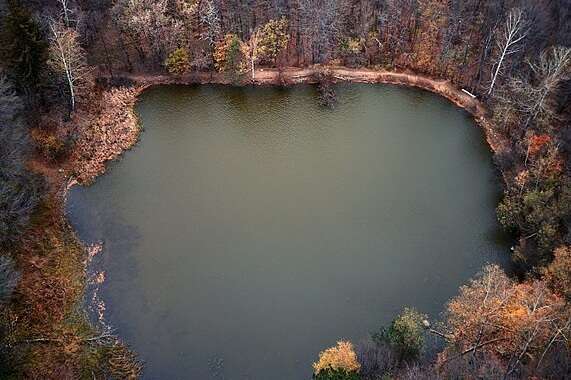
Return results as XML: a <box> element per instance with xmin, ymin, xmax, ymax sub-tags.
<box><xmin>442</xmin><ymin>265</ymin><xmax>569</xmax><ymax>372</ymax></box>
<box><xmin>542</xmin><ymin>246</ymin><xmax>571</xmax><ymax>300</ymax></box>
<box><xmin>528</xmin><ymin>134</ymin><xmax>551</xmax><ymax>157</ymax></box>
<box><xmin>313</xmin><ymin>341</ymin><xmax>361</xmax><ymax>375</ymax></box>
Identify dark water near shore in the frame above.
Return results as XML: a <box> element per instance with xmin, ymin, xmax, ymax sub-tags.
<box><xmin>67</xmin><ymin>84</ymin><xmax>508</xmax><ymax>379</ymax></box>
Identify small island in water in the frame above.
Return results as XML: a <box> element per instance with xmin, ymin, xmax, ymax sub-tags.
<box><xmin>0</xmin><ymin>1</ymin><xmax>570</xmax><ymax>379</ymax></box>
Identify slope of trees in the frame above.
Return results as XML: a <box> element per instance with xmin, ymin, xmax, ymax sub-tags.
<box><xmin>78</xmin><ymin>0</ymin><xmax>569</xmax><ymax>91</ymax></box>
<box><xmin>0</xmin><ymin>75</ymin><xmax>43</xmax><ymax>247</ymax></box>
<box><xmin>0</xmin><ymin>73</ymin><xmax>44</xmax><ymax>379</ymax></box>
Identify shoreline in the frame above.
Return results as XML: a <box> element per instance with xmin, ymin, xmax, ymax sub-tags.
<box><xmin>84</xmin><ymin>66</ymin><xmax>508</xmax><ymax>187</ymax></box>
<box><xmin>25</xmin><ymin>66</ymin><xmax>510</xmax><ymax>377</ymax></box>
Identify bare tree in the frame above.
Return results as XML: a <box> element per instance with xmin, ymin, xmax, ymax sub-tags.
<box><xmin>47</xmin><ymin>20</ymin><xmax>91</xmax><ymax>112</ymax></box>
<box><xmin>500</xmin><ymin>45</ymin><xmax>571</xmax><ymax>131</ymax></box>
<box><xmin>488</xmin><ymin>8</ymin><xmax>528</xmax><ymax>95</ymax></box>
<box><xmin>199</xmin><ymin>0</ymin><xmax>221</xmax><ymax>46</ymax></box>
<box><xmin>57</xmin><ymin>0</ymin><xmax>74</xmax><ymax>27</ymax></box>
<box><xmin>112</xmin><ymin>0</ymin><xmax>183</xmax><ymax>64</ymax></box>
<box><xmin>242</xmin><ymin>29</ymin><xmax>260</xmax><ymax>81</ymax></box>
<box><xmin>523</xmin><ymin>46</ymin><xmax>571</xmax><ymax>123</ymax></box>
<box><xmin>299</xmin><ymin>0</ymin><xmax>342</xmax><ymax>63</ymax></box>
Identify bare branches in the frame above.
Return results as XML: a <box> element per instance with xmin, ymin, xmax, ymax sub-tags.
<box><xmin>441</xmin><ymin>337</ymin><xmax>506</xmax><ymax>365</ymax></box>
<box><xmin>299</xmin><ymin>0</ymin><xmax>341</xmax><ymax>63</ymax></box>
<box><xmin>57</xmin><ymin>0</ymin><xmax>75</xmax><ymax>28</ymax></box>
<box><xmin>524</xmin><ymin>46</ymin><xmax>571</xmax><ymax>123</ymax></box>
<box><xmin>488</xmin><ymin>8</ymin><xmax>529</xmax><ymax>95</ymax></box>
<box><xmin>47</xmin><ymin>19</ymin><xmax>91</xmax><ymax>112</ymax></box>
<box><xmin>112</xmin><ymin>0</ymin><xmax>183</xmax><ymax>64</ymax></box>
<box><xmin>530</xmin><ymin>46</ymin><xmax>571</xmax><ymax>83</ymax></box>
<box><xmin>501</xmin><ymin>46</ymin><xmax>571</xmax><ymax>128</ymax></box>
<box><xmin>199</xmin><ymin>0</ymin><xmax>221</xmax><ymax>46</ymax></box>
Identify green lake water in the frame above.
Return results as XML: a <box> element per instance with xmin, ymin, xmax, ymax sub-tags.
<box><xmin>67</xmin><ymin>84</ymin><xmax>508</xmax><ymax>379</ymax></box>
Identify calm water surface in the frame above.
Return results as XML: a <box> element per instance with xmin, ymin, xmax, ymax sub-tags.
<box><xmin>67</xmin><ymin>84</ymin><xmax>508</xmax><ymax>379</ymax></box>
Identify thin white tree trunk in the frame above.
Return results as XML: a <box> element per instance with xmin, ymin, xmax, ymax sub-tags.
<box><xmin>49</xmin><ymin>21</ymin><xmax>78</xmax><ymax>112</ymax></box>
<box><xmin>66</xmin><ymin>67</ymin><xmax>75</xmax><ymax>111</ymax></box>
<box><xmin>488</xmin><ymin>9</ymin><xmax>527</xmax><ymax>95</ymax></box>
<box><xmin>489</xmin><ymin>48</ymin><xmax>507</xmax><ymax>95</ymax></box>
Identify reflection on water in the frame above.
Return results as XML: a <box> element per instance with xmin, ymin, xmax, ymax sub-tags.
<box><xmin>67</xmin><ymin>84</ymin><xmax>509</xmax><ymax>379</ymax></box>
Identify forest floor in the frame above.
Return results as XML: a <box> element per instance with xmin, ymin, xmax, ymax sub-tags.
<box><xmin>14</xmin><ymin>65</ymin><xmax>510</xmax><ymax>378</ymax></box>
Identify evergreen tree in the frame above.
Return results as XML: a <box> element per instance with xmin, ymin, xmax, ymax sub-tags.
<box><xmin>0</xmin><ymin>0</ymin><xmax>48</xmax><ymax>97</ymax></box>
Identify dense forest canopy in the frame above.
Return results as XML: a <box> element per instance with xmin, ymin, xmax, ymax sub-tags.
<box><xmin>0</xmin><ymin>0</ymin><xmax>570</xmax><ymax>378</ymax></box>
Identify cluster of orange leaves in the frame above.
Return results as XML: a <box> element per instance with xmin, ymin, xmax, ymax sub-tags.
<box><xmin>313</xmin><ymin>340</ymin><xmax>361</xmax><ymax>375</ymax></box>
<box><xmin>528</xmin><ymin>134</ymin><xmax>552</xmax><ymax>157</ymax></box>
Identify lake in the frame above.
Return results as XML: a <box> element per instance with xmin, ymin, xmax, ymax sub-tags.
<box><xmin>67</xmin><ymin>84</ymin><xmax>508</xmax><ymax>379</ymax></box>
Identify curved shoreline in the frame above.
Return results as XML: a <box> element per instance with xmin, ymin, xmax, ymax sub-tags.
<box><xmin>82</xmin><ymin>66</ymin><xmax>507</xmax><ymax>187</ymax></box>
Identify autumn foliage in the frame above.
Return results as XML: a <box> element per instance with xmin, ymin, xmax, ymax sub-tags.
<box><xmin>440</xmin><ymin>264</ymin><xmax>570</xmax><ymax>377</ymax></box>
<box><xmin>542</xmin><ymin>246</ymin><xmax>571</xmax><ymax>301</ymax></box>
<box><xmin>313</xmin><ymin>341</ymin><xmax>361</xmax><ymax>376</ymax></box>
<box><xmin>527</xmin><ymin>134</ymin><xmax>551</xmax><ymax>157</ymax></box>
<box><xmin>165</xmin><ymin>47</ymin><xmax>191</xmax><ymax>75</ymax></box>
<box><xmin>213</xmin><ymin>33</ymin><xmax>244</xmax><ymax>75</ymax></box>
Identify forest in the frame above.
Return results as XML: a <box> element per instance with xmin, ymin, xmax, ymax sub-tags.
<box><xmin>0</xmin><ymin>0</ymin><xmax>570</xmax><ymax>378</ymax></box>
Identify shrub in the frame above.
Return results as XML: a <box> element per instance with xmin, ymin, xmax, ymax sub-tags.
<box><xmin>355</xmin><ymin>338</ymin><xmax>397</xmax><ymax>379</ymax></box>
<box><xmin>373</xmin><ymin>308</ymin><xmax>426</xmax><ymax>362</ymax></box>
<box><xmin>313</xmin><ymin>341</ymin><xmax>361</xmax><ymax>378</ymax></box>
<box><xmin>165</xmin><ymin>47</ymin><xmax>190</xmax><ymax>75</ymax></box>
<box><xmin>30</xmin><ymin>126</ymin><xmax>73</xmax><ymax>161</ymax></box>
<box><xmin>497</xmin><ymin>180</ymin><xmax>571</xmax><ymax>264</ymax></box>
<box><xmin>338</xmin><ymin>37</ymin><xmax>366</xmax><ymax>67</ymax></box>
<box><xmin>256</xmin><ymin>17</ymin><xmax>290</xmax><ymax>65</ymax></box>
<box><xmin>102</xmin><ymin>342</ymin><xmax>143</xmax><ymax>379</ymax></box>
